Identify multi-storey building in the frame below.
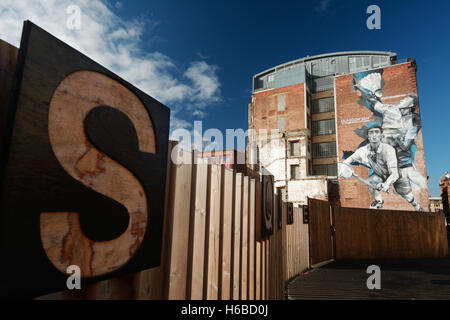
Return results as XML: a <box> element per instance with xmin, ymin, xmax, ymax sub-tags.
<box><xmin>247</xmin><ymin>51</ymin><xmax>429</xmax><ymax>211</ymax></box>
<box><xmin>429</xmin><ymin>197</ymin><xmax>443</xmax><ymax>213</ymax></box>
<box><xmin>440</xmin><ymin>172</ymin><xmax>450</xmax><ymax>216</ymax></box>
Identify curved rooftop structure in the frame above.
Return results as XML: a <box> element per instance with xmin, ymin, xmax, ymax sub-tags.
<box><xmin>253</xmin><ymin>51</ymin><xmax>397</xmax><ymax>93</ymax></box>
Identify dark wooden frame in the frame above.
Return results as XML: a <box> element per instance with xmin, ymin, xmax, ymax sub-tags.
<box><xmin>0</xmin><ymin>21</ymin><xmax>170</xmax><ymax>298</ymax></box>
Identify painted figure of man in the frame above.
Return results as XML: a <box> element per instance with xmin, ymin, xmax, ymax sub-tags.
<box><xmin>342</xmin><ymin>126</ymin><xmax>423</xmax><ymax>211</ymax></box>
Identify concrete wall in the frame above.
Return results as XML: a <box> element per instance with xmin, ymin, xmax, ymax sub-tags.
<box><xmin>288</xmin><ymin>178</ymin><xmax>328</xmax><ymax>206</ymax></box>
<box><xmin>335</xmin><ymin>62</ymin><xmax>429</xmax><ymax>211</ymax></box>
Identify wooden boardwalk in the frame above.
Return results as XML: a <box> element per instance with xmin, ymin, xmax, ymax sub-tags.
<box><xmin>287</xmin><ymin>255</ymin><xmax>450</xmax><ymax>300</ymax></box>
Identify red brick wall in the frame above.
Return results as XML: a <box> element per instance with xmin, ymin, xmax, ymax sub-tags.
<box><xmin>335</xmin><ymin>63</ymin><xmax>429</xmax><ymax>211</ymax></box>
<box><xmin>253</xmin><ymin>83</ymin><xmax>305</xmax><ymax>132</ymax></box>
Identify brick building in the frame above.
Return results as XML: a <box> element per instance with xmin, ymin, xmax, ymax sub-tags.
<box><xmin>247</xmin><ymin>51</ymin><xmax>429</xmax><ymax>210</ymax></box>
<box><xmin>429</xmin><ymin>197</ymin><xmax>443</xmax><ymax>213</ymax></box>
<box><xmin>440</xmin><ymin>172</ymin><xmax>450</xmax><ymax>216</ymax></box>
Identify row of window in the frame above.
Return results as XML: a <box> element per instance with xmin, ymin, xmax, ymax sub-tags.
<box><xmin>289</xmin><ymin>140</ymin><xmax>336</xmax><ymax>158</ymax></box>
<box><xmin>311</xmin><ymin>97</ymin><xmax>334</xmax><ymax>114</ymax></box>
<box><xmin>312</xmin><ymin>119</ymin><xmax>335</xmax><ymax>136</ymax></box>
<box><xmin>277</xmin><ymin>116</ymin><xmax>336</xmax><ymax>135</ymax></box>
<box><xmin>275</xmin><ymin>93</ymin><xmax>334</xmax><ymax>113</ymax></box>
<box><xmin>290</xmin><ymin>163</ymin><xmax>337</xmax><ymax>179</ymax></box>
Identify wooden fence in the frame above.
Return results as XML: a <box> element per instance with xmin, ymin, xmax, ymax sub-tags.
<box><xmin>309</xmin><ymin>199</ymin><xmax>333</xmax><ymax>265</ymax></box>
<box><xmin>333</xmin><ymin>206</ymin><xmax>449</xmax><ymax>259</ymax></box>
<box><xmin>38</xmin><ymin>144</ymin><xmax>310</xmax><ymax>300</ymax></box>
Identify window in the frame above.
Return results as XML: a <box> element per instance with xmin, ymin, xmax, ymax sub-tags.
<box><xmin>267</xmin><ymin>74</ymin><xmax>274</xmax><ymax>87</ymax></box>
<box><xmin>312</xmin><ymin>164</ymin><xmax>337</xmax><ymax>176</ymax></box>
<box><xmin>312</xmin><ymin>142</ymin><xmax>336</xmax><ymax>158</ymax></box>
<box><xmin>312</xmin><ymin>119</ymin><xmax>335</xmax><ymax>136</ymax></box>
<box><xmin>290</xmin><ymin>141</ymin><xmax>300</xmax><ymax>156</ymax></box>
<box><xmin>277</xmin><ymin>94</ymin><xmax>286</xmax><ymax>111</ymax></box>
<box><xmin>307</xmin><ymin>140</ymin><xmax>311</xmax><ymax>153</ymax></box>
<box><xmin>349</xmin><ymin>56</ymin><xmax>371</xmax><ymax>72</ymax></box>
<box><xmin>307</xmin><ymin>115</ymin><xmax>311</xmax><ymax>130</ymax></box>
<box><xmin>277</xmin><ymin>116</ymin><xmax>286</xmax><ymax>132</ymax></box>
<box><xmin>291</xmin><ymin>165</ymin><xmax>300</xmax><ymax>180</ymax></box>
<box><xmin>373</xmin><ymin>56</ymin><xmax>389</xmax><ymax>68</ymax></box>
<box><xmin>311</xmin><ymin>97</ymin><xmax>334</xmax><ymax>114</ymax></box>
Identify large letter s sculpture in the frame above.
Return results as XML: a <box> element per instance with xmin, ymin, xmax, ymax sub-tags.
<box><xmin>40</xmin><ymin>71</ymin><xmax>155</xmax><ymax>277</ymax></box>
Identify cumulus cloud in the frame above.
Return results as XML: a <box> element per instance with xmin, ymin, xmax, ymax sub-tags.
<box><xmin>0</xmin><ymin>0</ymin><xmax>221</xmax><ymax>130</ymax></box>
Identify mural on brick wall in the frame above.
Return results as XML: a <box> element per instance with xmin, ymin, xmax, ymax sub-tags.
<box><xmin>338</xmin><ymin>69</ymin><xmax>427</xmax><ymax>211</ymax></box>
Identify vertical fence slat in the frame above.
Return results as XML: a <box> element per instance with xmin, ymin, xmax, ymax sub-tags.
<box><xmin>164</xmin><ymin>148</ymin><xmax>193</xmax><ymax>300</ymax></box>
<box><xmin>231</xmin><ymin>173</ymin><xmax>243</xmax><ymax>299</ymax></box>
<box><xmin>205</xmin><ymin>164</ymin><xmax>222</xmax><ymax>299</ymax></box>
<box><xmin>219</xmin><ymin>168</ymin><xmax>234</xmax><ymax>300</ymax></box>
<box><xmin>255</xmin><ymin>240</ymin><xmax>261</xmax><ymax>300</ymax></box>
<box><xmin>248</xmin><ymin>179</ymin><xmax>256</xmax><ymax>300</ymax></box>
<box><xmin>261</xmin><ymin>240</ymin><xmax>266</xmax><ymax>300</ymax></box>
<box><xmin>265</xmin><ymin>239</ymin><xmax>270</xmax><ymax>300</ymax></box>
<box><xmin>186</xmin><ymin>159</ymin><xmax>207</xmax><ymax>299</ymax></box>
<box><xmin>240</xmin><ymin>176</ymin><xmax>249</xmax><ymax>300</ymax></box>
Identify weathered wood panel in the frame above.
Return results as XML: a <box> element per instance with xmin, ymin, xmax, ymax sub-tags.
<box><xmin>309</xmin><ymin>198</ymin><xmax>333</xmax><ymax>265</ymax></box>
<box><xmin>187</xmin><ymin>159</ymin><xmax>207</xmax><ymax>299</ymax></box>
<box><xmin>255</xmin><ymin>240</ymin><xmax>261</xmax><ymax>300</ymax></box>
<box><xmin>240</xmin><ymin>176</ymin><xmax>249</xmax><ymax>300</ymax></box>
<box><xmin>231</xmin><ymin>173</ymin><xmax>242</xmax><ymax>299</ymax></box>
<box><xmin>205</xmin><ymin>164</ymin><xmax>222</xmax><ymax>299</ymax></box>
<box><xmin>333</xmin><ymin>207</ymin><xmax>449</xmax><ymax>259</ymax></box>
<box><xmin>284</xmin><ymin>207</ymin><xmax>310</xmax><ymax>281</ymax></box>
<box><xmin>164</xmin><ymin>149</ymin><xmax>193</xmax><ymax>299</ymax></box>
<box><xmin>248</xmin><ymin>179</ymin><xmax>256</xmax><ymax>300</ymax></box>
<box><xmin>219</xmin><ymin>167</ymin><xmax>234</xmax><ymax>300</ymax></box>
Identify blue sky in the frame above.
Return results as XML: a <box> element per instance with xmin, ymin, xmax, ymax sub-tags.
<box><xmin>0</xmin><ymin>0</ymin><xmax>449</xmax><ymax>196</ymax></box>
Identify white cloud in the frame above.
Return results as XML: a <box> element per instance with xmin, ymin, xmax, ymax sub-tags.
<box><xmin>185</xmin><ymin>61</ymin><xmax>221</xmax><ymax>102</ymax></box>
<box><xmin>0</xmin><ymin>0</ymin><xmax>221</xmax><ymax>128</ymax></box>
<box><xmin>315</xmin><ymin>0</ymin><xmax>332</xmax><ymax>14</ymax></box>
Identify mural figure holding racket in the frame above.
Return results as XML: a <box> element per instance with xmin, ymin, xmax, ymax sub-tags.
<box><xmin>339</xmin><ymin>126</ymin><xmax>400</xmax><ymax>209</ymax></box>
<box><xmin>339</xmin><ymin>125</ymin><xmax>423</xmax><ymax>211</ymax></box>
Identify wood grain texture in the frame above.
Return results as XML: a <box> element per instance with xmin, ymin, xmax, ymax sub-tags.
<box><xmin>240</xmin><ymin>176</ymin><xmax>249</xmax><ymax>299</ymax></box>
<box><xmin>261</xmin><ymin>241</ymin><xmax>266</xmax><ymax>300</ymax></box>
<box><xmin>186</xmin><ymin>159</ymin><xmax>207</xmax><ymax>299</ymax></box>
<box><xmin>41</xmin><ymin>71</ymin><xmax>153</xmax><ymax>277</ymax></box>
<box><xmin>255</xmin><ymin>176</ymin><xmax>262</xmax><ymax>241</ymax></box>
<box><xmin>309</xmin><ymin>199</ymin><xmax>333</xmax><ymax>265</ymax></box>
<box><xmin>284</xmin><ymin>207</ymin><xmax>310</xmax><ymax>281</ymax></box>
<box><xmin>219</xmin><ymin>167</ymin><xmax>234</xmax><ymax>300</ymax></box>
<box><xmin>205</xmin><ymin>164</ymin><xmax>221</xmax><ymax>299</ymax></box>
<box><xmin>333</xmin><ymin>207</ymin><xmax>449</xmax><ymax>259</ymax></box>
<box><xmin>164</xmin><ymin>149</ymin><xmax>193</xmax><ymax>299</ymax></box>
<box><xmin>231</xmin><ymin>173</ymin><xmax>242</xmax><ymax>299</ymax></box>
<box><xmin>255</xmin><ymin>239</ymin><xmax>261</xmax><ymax>300</ymax></box>
<box><xmin>248</xmin><ymin>179</ymin><xmax>256</xmax><ymax>300</ymax></box>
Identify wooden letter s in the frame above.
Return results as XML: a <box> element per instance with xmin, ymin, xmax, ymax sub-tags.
<box><xmin>40</xmin><ymin>71</ymin><xmax>155</xmax><ymax>277</ymax></box>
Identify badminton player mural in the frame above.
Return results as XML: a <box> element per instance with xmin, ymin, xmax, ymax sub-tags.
<box><xmin>338</xmin><ymin>70</ymin><xmax>427</xmax><ymax>211</ymax></box>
